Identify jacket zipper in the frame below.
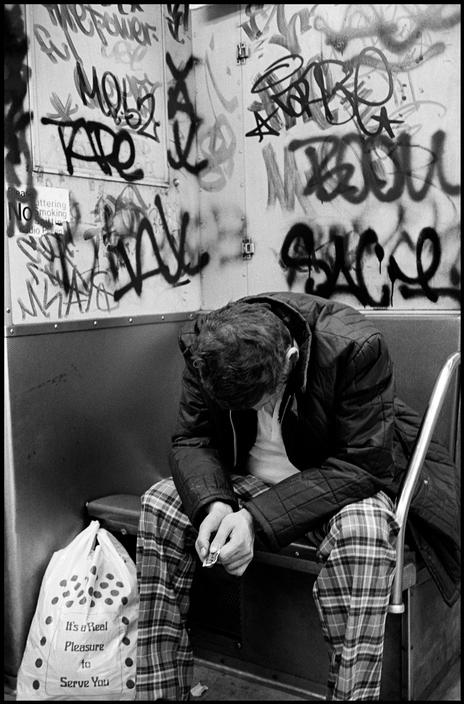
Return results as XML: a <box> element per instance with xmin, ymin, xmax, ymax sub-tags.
<box><xmin>230</xmin><ymin>396</ymin><xmax>293</xmax><ymax>468</ymax></box>
<box><xmin>229</xmin><ymin>410</ymin><xmax>237</xmax><ymax>468</ymax></box>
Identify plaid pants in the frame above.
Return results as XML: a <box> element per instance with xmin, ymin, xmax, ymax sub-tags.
<box><xmin>136</xmin><ymin>475</ymin><xmax>398</xmax><ymax>701</ymax></box>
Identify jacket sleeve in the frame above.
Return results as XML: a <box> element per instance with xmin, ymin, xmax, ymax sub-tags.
<box><xmin>169</xmin><ymin>346</ymin><xmax>239</xmax><ymax>529</ymax></box>
<box><xmin>245</xmin><ymin>332</ymin><xmax>396</xmax><ymax>550</ymax></box>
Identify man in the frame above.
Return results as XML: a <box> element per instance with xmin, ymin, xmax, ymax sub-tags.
<box><xmin>136</xmin><ymin>292</ymin><xmax>460</xmax><ymax>701</ymax></box>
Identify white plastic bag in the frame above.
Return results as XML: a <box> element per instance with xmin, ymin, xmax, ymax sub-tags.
<box><xmin>17</xmin><ymin>521</ymin><xmax>138</xmax><ymax>700</ymax></box>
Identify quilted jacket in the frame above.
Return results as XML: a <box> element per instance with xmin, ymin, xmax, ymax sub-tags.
<box><xmin>169</xmin><ymin>292</ymin><xmax>460</xmax><ymax>606</ymax></box>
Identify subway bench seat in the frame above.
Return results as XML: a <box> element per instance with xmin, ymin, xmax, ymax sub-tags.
<box><xmin>85</xmin><ymin>491</ymin><xmax>418</xmax><ymax>588</ymax></box>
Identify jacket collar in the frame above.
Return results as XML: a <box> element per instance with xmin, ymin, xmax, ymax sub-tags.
<box><xmin>240</xmin><ymin>293</ymin><xmax>312</xmax><ymax>396</ymax></box>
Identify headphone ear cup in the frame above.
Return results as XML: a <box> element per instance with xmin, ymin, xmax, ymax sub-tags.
<box><xmin>286</xmin><ymin>346</ymin><xmax>299</xmax><ymax>362</ymax></box>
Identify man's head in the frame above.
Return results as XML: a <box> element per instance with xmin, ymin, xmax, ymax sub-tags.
<box><xmin>191</xmin><ymin>300</ymin><xmax>297</xmax><ymax>410</ymax></box>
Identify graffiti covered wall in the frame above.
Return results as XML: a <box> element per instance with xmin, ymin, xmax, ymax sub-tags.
<box><xmin>4</xmin><ymin>4</ymin><xmax>461</xmax><ymax>320</ymax></box>
<box><xmin>194</xmin><ymin>4</ymin><xmax>460</xmax><ymax>309</ymax></box>
<box><xmin>5</xmin><ymin>3</ymin><xmax>207</xmax><ymax>324</ymax></box>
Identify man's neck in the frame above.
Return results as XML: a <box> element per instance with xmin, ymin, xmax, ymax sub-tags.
<box><xmin>261</xmin><ymin>388</ymin><xmax>284</xmax><ymax>415</ymax></box>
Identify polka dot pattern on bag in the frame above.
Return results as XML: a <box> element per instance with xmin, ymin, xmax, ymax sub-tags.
<box><xmin>49</xmin><ymin>575</ymin><xmax>88</xmax><ymax>609</ymax></box>
<box><xmin>45</xmin><ymin>569</ymin><xmax>131</xmax><ymax>617</ymax></box>
<box><xmin>85</xmin><ymin>570</ymin><xmax>130</xmax><ymax>607</ymax></box>
<box><xmin>31</xmin><ymin>658</ymin><xmax>44</xmax><ymax>691</ymax></box>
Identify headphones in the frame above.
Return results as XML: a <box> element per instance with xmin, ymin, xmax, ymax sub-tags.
<box><xmin>285</xmin><ymin>346</ymin><xmax>299</xmax><ymax>363</ymax></box>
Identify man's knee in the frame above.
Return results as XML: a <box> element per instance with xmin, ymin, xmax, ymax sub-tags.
<box><xmin>141</xmin><ymin>477</ymin><xmax>191</xmax><ymax>538</ymax></box>
<box><xmin>333</xmin><ymin>495</ymin><xmax>398</xmax><ymax>547</ymax></box>
<box><xmin>142</xmin><ymin>477</ymin><xmax>178</xmax><ymax>507</ymax></box>
<box><xmin>141</xmin><ymin>478</ymin><xmax>182</xmax><ymax>526</ymax></box>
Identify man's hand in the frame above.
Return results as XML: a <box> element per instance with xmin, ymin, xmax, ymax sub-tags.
<box><xmin>210</xmin><ymin>508</ymin><xmax>255</xmax><ymax>577</ymax></box>
<box><xmin>196</xmin><ymin>501</ymin><xmax>233</xmax><ymax>562</ymax></box>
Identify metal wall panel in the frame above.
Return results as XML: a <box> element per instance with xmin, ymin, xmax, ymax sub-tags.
<box><xmin>192</xmin><ymin>5</ymin><xmax>460</xmax><ymax>311</ymax></box>
<box><xmin>191</xmin><ymin>4</ymin><xmax>249</xmax><ymax>307</ymax></box>
<box><xmin>240</xmin><ymin>4</ymin><xmax>460</xmax><ymax>310</ymax></box>
<box><xmin>4</xmin><ymin>318</ymin><xmax>189</xmax><ymax>680</ymax></box>
<box><xmin>408</xmin><ymin>576</ymin><xmax>461</xmax><ymax>699</ymax></box>
<box><xmin>5</xmin><ymin>4</ymin><xmax>203</xmax><ymax>326</ymax></box>
<box><xmin>363</xmin><ymin>311</ymin><xmax>461</xmax><ymax>450</ymax></box>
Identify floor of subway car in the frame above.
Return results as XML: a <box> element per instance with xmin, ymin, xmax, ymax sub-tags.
<box><xmin>191</xmin><ymin>658</ymin><xmax>461</xmax><ymax>701</ymax></box>
<box><xmin>4</xmin><ymin>656</ymin><xmax>460</xmax><ymax>701</ymax></box>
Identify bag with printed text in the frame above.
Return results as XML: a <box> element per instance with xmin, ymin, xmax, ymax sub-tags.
<box><xmin>17</xmin><ymin>521</ymin><xmax>138</xmax><ymax>700</ymax></box>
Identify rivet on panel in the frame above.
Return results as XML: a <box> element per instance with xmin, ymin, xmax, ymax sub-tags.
<box><xmin>93</xmin><ymin>321</ymin><xmax>98</xmax><ymax>326</ymax></box>
<box><xmin>9</xmin><ymin>328</ymin><xmax>14</xmax><ymax>334</ymax></box>
<box><xmin>6</xmin><ymin>308</ymin><xmax>11</xmax><ymax>313</ymax></box>
<box><xmin>54</xmin><ymin>324</ymin><xmax>58</xmax><ymax>329</ymax></box>
<box><xmin>161</xmin><ymin>315</ymin><xmax>165</xmax><ymax>320</ymax></box>
<box><xmin>129</xmin><ymin>318</ymin><xmax>133</xmax><ymax>323</ymax></box>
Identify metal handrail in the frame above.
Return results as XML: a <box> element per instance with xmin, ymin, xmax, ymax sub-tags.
<box><xmin>388</xmin><ymin>351</ymin><xmax>461</xmax><ymax>614</ymax></box>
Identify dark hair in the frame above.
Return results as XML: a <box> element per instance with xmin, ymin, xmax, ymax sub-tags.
<box><xmin>191</xmin><ymin>301</ymin><xmax>292</xmax><ymax>409</ymax></box>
